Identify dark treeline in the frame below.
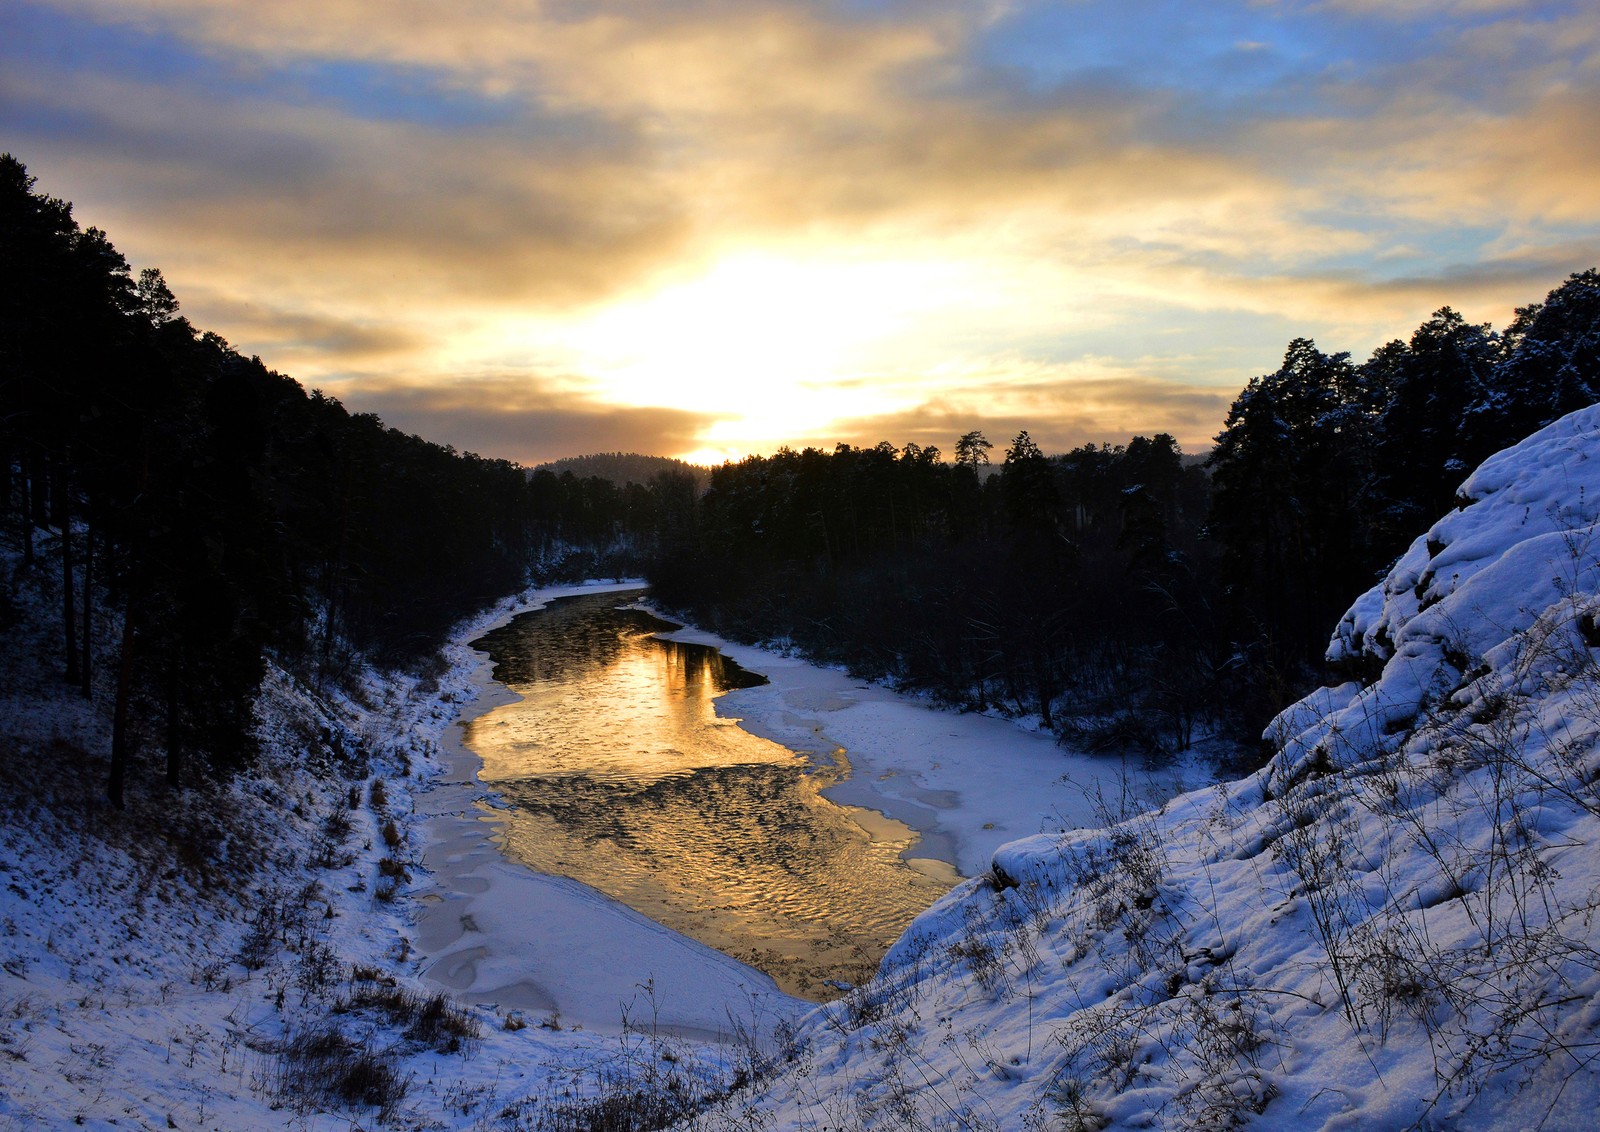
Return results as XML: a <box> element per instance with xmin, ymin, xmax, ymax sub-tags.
<box><xmin>648</xmin><ymin>432</ymin><xmax>1225</xmax><ymax>753</ymax></box>
<box><xmin>0</xmin><ymin>155</ymin><xmax>667</xmax><ymax>804</ymax></box>
<box><xmin>649</xmin><ymin>272</ymin><xmax>1600</xmax><ymax>756</ymax></box>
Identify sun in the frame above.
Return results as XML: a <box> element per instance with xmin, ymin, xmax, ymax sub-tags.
<box><xmin>679</xmin><ymin>445</ymin><xmax>743</xmax><ymax>467</ymax></box>
<box><xmin>473</xmin><ymin>246</ymin><xmax>1022</xmax><ymax>458</ymax></box>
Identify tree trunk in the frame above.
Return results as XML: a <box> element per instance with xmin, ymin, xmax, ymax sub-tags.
<box><xmin>80</xmin><ymin>514</ymin><xmax>94</xmax><ymax>698</ymax></box>
<box><xmin>30</xmin><ymin>452</ymin><xmax>49</xmax><ymax>527</ymax></box>
<box><xmin>48</xmin><ymin>459</ymin><xmax>65</xmax><ymax>529</ymax></box>
<box><xmin>61</xmin><ymin>480</ymin><xmax>80</xmax><ymax>686</ymax></box>
<box><xmin>108</xmin><ymin>607</ymin><xmax>137</xmax><ymax>810</ymax></box>
<box><xmin>165</xmin><ymin>655</ymin><xmax>183</xmax><ymax>789</ymax></box>
<box><xmin>0</xmin><ymin>435</ymin><xmax>11</xmax><ymax>547</ymax></box>
<box><xmin>1033</xmin><ymin>651</ymin><xmax>1054</xmax><ymax>730</ymax></box>
<box><xmin>20</xmin><ymin>453</ymin><xmax>34</xmax><ymax>569</ymax></box>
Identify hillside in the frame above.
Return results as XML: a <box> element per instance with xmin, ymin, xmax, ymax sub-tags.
<box><xmin>536</xmin><ymin>452</ymin><xmax>710</xmax><ymax>490</ymax></box>
<box><xmin>704</xmin><ymin>403</ymin><xmax>1600</xmax><ymax>1130</ymax></box>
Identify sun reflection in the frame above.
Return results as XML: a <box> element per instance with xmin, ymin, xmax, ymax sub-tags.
<box><xmin>465</xmin><ymin>595</ymin><xmax>955</xmax><ymax>998</ymax></box>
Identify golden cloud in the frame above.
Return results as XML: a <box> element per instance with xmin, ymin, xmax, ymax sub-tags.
<box><xmin>324</xmin><ymin>372</ymin><xmax>721</xmax><ymax>465</ymax></box>
<box><xmin>11</xmin><ymin>0</ymin><xmax>1598</xmax><ymax>463</ymax></box>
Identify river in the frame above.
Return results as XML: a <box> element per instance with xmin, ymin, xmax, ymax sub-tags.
<box><xmin>463</xmin><ymin>591</ymin><xmax>956</xmax><ymax>1000</ymax></box>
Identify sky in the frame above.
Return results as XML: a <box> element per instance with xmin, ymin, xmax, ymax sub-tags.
<box><xmin>4</xmin><ymin>0</ymin><xmax>1599</xmax><ymax>466</ymax></box>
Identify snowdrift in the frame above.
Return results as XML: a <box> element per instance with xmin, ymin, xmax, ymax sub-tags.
<box><xmin>725</xmin><ymin>404</ymin><xmax>1600</xmax><ymax>1130</ymax></box>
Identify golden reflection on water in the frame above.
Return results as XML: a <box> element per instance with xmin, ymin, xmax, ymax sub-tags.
<box><xmin>465</xmin><ymin>593</ymin><xmax>954</xmax><ymax>999</ymax></box>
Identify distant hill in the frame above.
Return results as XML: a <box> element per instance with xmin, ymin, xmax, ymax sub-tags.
<box><xmin>536</xmin><ymin>452</ymin><xmax>710</xmax><ymax>490</ymax></box>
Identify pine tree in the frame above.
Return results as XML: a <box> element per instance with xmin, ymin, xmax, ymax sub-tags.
<box><xmin>1462</xmin><ymin>270</ymin><xmax>1600</xmax><ymax>467</ymax></box>
<box><xmin>1208</xmin><ymin>339</ymin><xmax>1371</xmax><ymax>668</ymax></box>
<box><xmin>1366</xmin><ymin>308</ymin><xmax>1499</xmax><ymax>558</ymax></box>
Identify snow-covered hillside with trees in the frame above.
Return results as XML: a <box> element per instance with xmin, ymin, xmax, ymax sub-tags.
<box><xmin>700</xmin><ymin>404</ymin><xmax>1600</xmax><ymax>1130</ymax></box>
<box><xmin>8</xmin><ymin>339</ymin><xmax>1600</xmax><ymax>1127</ymax></box>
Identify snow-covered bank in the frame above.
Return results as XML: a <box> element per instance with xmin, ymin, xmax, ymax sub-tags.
<box><xmin>701</xmin><ymin>404</ymin><xmax>1600</xmax><ymax>1130</ymax></box>
<box><xmin>0</xmin><ymin>560</ymin><xmax>1176</xmax><ymax>1128</ymax></box>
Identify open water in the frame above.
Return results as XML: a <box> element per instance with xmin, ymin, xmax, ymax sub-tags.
<box><xmin>464</xmin><ymin>591</ymin><xmax>954</xmax><ymax>999</ymax></box>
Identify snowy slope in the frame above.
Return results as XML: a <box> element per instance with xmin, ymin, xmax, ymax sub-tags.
<box><xmin>712</xmin><ymin>404</ymin><xmax>1600</xmax><ymax>1130</ymax></box>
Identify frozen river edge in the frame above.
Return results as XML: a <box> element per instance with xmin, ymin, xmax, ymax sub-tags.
<box><xmin>414</xmin><ymin>580</ymin><xmax>1167</xmax><ymax>1036</ymax></box>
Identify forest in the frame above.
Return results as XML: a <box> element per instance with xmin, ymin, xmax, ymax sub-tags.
<box><xmin>5</xmin><ymin>146</ymin><xmax>1600</xmax><ymax>799</ymax></box>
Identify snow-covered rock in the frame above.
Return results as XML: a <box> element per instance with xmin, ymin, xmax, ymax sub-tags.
<box><xmin>720</xmin><ymin>404</ymin><xmax>1600</xmax><ymax>1130</ymax></box>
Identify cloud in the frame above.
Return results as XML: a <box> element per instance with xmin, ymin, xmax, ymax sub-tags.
<box><xmin>6</xmin><ymin>0</ymin><xmax>1598</xmax><ymax>465</ymax></box>
<box><xmin>186</xmin><ymin>291</ymin><xmax>423</xmax><ymax>362</ymax></box>
<box><xmin>1315</xmin><ymin>0</ymin><xmax>1547</xmax><ymax>17</ymax></box>
<box><xmin>793</xmin><ymin>367</ymin><xmax>1239</xmax><ymax>456</ymax></box>
<box><xmin>327</xmin><ymin>374</ymin><xmax>721</xmax><ymax>465</ymax></box>
<box><xmin>0</xmin><ymin>57</ymin><xmax>689</xmax><ymax>309</ymax></box>
<box><xmin>19</xmin><ymin>0</ymin><xmax>1289</xmax><ymax>248</ymax></box>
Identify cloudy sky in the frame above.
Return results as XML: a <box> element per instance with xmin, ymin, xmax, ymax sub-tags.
<box><xmin>5</xmin><ymin>0</ymin><xmax>1598</xmax><ymax>464</ymax></box>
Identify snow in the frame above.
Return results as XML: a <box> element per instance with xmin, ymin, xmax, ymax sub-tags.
<box><xmin>13</xmin><ymin>403</ymin><xmax>1600</xmax><ymax>1128</ymax></box>
<box><xmin>0</xmin><ymin>576</ymin><xmax>793</xmax><ymax>1129</ymax></box>
<box><xmin>0</xmin><ymin>568</ymin><xmax>1163</xmax><ymax>1128</ymax></box>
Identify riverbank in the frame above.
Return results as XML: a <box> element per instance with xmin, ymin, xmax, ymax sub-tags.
<box><xmin>0</xmin><ymin>568</ymin><xmax>780</xmax><ymax>1128</ymax></box>
<box><xmin>0</xmin><ymin>572</ymin><xmax>1203</xmax><ymax>1128</ymax></box>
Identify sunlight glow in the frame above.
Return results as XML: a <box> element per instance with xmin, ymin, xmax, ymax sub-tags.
<box><xmin>680</xmin><ymin>446</ymin><xmax>743</xmax><ymax>467</ymax></box>
<box><xmin>558</xmin><ymin>252</ymin><xmax>970</xmax><ymax>430</ymax></box>
<box><xmin>465</xmin><ymin>243</ymin><xmax>1233</xmax><ymax>461</ymax></box>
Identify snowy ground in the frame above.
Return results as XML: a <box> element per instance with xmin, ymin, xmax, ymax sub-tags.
<box><xmin>0</xmin><ymin>574</ymin><xmax>793</xmax><ymax>1130</ymax></box>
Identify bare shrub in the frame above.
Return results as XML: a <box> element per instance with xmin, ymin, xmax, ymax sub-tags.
<box><xmin>322</xmin><ymin>806</ymin><xmax>353</xmax><ymax>842</ymax></box>
<box><xmin>339</xmin><ymin>976</ymin><xmax>480</xmax><ymax>1053</ymax></box>
<box><xmin>275</xmin><ymin>1026</ymin><xmax>409</xmax><ymax>1123</ymax></box>
<box><xmin>295</xmin><ymin>940</ymin><xmax>341</xmax><ymax>1004</ymax></box>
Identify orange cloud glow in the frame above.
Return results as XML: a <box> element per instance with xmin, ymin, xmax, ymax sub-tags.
<box><xmin>6</xmin><ymin>0</ymin><xmax>1598</xmax><ymax>463</ymax></box>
